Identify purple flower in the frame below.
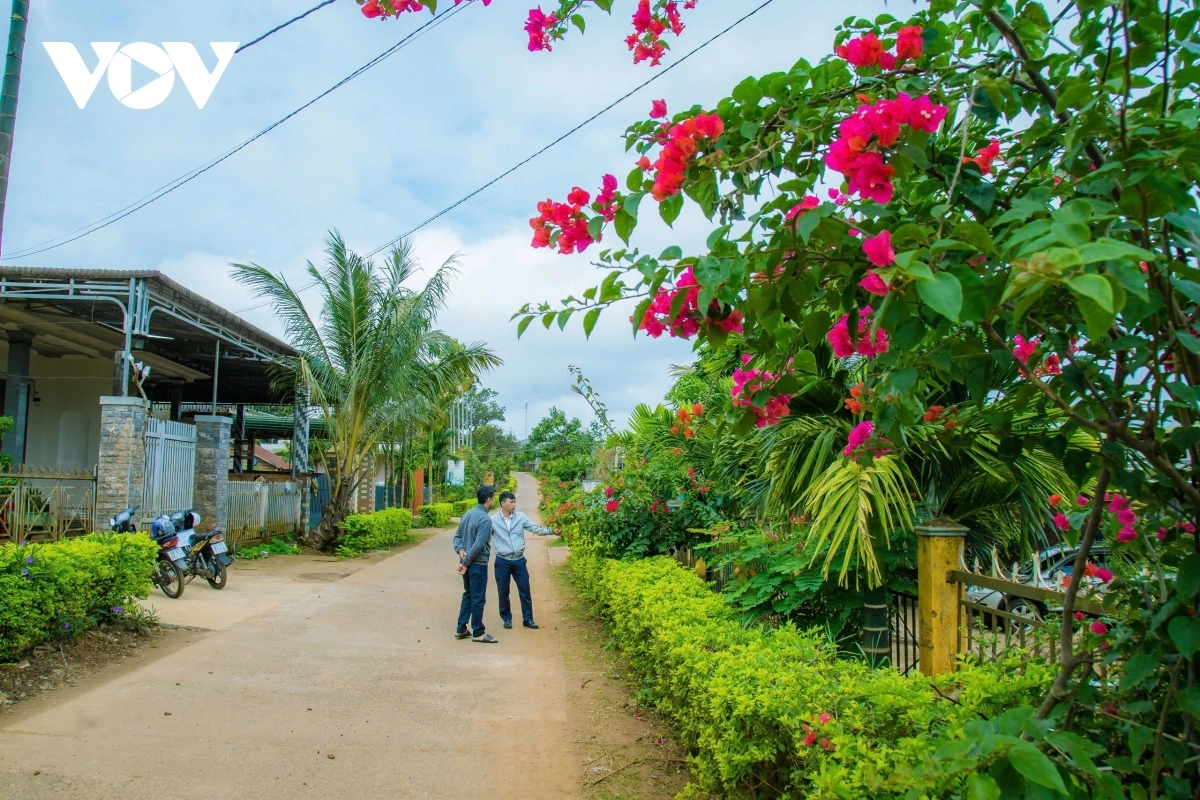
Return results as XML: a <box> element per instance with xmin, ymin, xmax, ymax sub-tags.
<box><xmin>63</xmin><ymin>622</ymin><xmax>71</xmax><ymax>630</ymax></box>
<box><xmin>25</xmin><ymin>555</ymin><xmax>33</xmax><ymax>564</ymax></box>
<box><xmin>111</xmin><ymin>606</ymin><xmax>125</xmax><ymax>615</ymax></box>
<box><xmin>21</xmin><ymin>568</ymin><xmax>29</xmax><ymax>577</ymax></box>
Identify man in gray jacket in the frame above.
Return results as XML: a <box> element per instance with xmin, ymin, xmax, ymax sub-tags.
<box><xmin>491</xmin><ymin>490</ymin><xmax>554</xmax><ymax>630</ymax></box>
<box><xmin>453</xmin><ymin>486</ymin><xmax>497</xmax><ymax>643</ymax></box>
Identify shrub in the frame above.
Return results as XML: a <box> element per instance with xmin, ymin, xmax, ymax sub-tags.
<box><xmin>236</xmin><ymin>535</ymin><xmax>302</xmax><ymax>559</ymax></box>
<box><xmin>0</xmin><ymin>533</ymin><xmax>159</xmax><ymax>661</ymax></box>
<box><xmin>416</xmin><ymin>503</ymin><xmax>454</xmax><ymax>528</ymax></box>
<box><xmin>570</xmin><ymin>545</ymin><xmax>1055</xmax><ymax>799</ymax></box>
<box><xmin>452</xmin><ymin>499</ymin><xmax>474</xmax><ymax>516</ymax></box>
<box><xmin>337</xmin><ymin>508</ymin><xmax>415</xmax><ymax>557</ymax></box>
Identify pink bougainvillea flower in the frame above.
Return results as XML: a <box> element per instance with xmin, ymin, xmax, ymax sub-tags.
<box><xmin>1089</xmin><ymin>620</ymin><xmax>1108</xmax><ymax>636</ymax></box>
<box><xmin>859</xmin><ymin>270</ymin><xmax>891</xmax><ymax>297</ymax></box>
<box><xmin>785</xmin><ymin>195</ymin><xmax>820</xmax><ymax>221</ymax></box>
<box><xmin>649</xmin><ymin>99</ymin><xmax>668</xmax><ymax>119</ymax></box>
<box><xmin>818</xmin><ymin>712</ymin><xmax>833</xmax><ymax>725</ymax></box>
<box><xmin>1117</xmin><ymin>527</ymin><xmax>1138</xmax><ymax>543</ymax></box>
<box><xmin>1013</xmin><ymin>334</ymin><xmax>1039</xmax><ymax>364</ymax></box>
<box><xmin>604</xmin><ymin>499</ymin><xmax>620</xmax><ymax>513</ymax></box>
<box><xmin>1183</xmin><ymin>521</ymin><xmax>1196</xmax><ymax>534</ymax></box>
<box><xmin>1094</xmin><ymin>567</ymin><xmax>1114</xmax><ymax>583</ymax></box>
<box><xmin>1074</xmin><ymin>611</ymin><xmax>1084</xmax><ymax>621</ymax></box>
<box><xmin>837</xmin><ymin>33</ymin><xmax>885</xmax><ymax>68</ymax></box>
<box><xmin>1053</xmin><ymin>512</ymin><xmax>1070</xmax><ymax>532</ymax></box>
<box><xmin>1078</xmin><ymin>495</ymin><xmax>1089</xmax><ymax>507</ymax></box>
<box><xmin>862</xmin><ymin>230</ymin><xmax>896</xmax><ymax>267</ymax></box>
<box><xmin>843</xmin><ymin>420</ymin><xmax>875</xmax><ymax>457</ymax></box>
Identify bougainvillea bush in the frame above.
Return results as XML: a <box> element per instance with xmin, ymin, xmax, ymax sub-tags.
<box><xmin>368</xmin><ymin>0</ymin><xmax>1200</xmax><ymax>793</ymax></box>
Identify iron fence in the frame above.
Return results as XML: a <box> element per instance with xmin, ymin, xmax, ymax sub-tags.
<box><xmin>0</xmin><ymin>466</ymin><xmax>97</xmax><ymax>543</ymax></box>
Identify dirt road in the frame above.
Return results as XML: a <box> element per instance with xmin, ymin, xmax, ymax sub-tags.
<box><xmin>0</xmin><ymin>474</ymin><xmax>577</xmax><ymax>799</ymax></box>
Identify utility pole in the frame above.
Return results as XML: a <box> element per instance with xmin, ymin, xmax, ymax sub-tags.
<box><xmin>524</xmin><ymin>400</ymin><xmax>528</xmax><ymax>441</ymax></box>
<box><xmin>0</xmin><ymin>0</ymin><xmax>30</xmax><ymax>256</ymax></box>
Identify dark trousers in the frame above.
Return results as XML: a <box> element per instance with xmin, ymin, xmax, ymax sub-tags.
<box><xmin>457</xmin><ymin>563</ymin><xmax>488</xmax><ymax>637</ymax></box>
<box><xmin>495</xmin><ymin>555</ymin><xmax>534</xmax><ymax>625</ymax></box>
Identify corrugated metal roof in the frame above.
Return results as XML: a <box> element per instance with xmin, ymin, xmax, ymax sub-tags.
<box><xmin>0</xmin><ymin>265</ymin><xmax>296</xmax><ymax>357</ymax></box>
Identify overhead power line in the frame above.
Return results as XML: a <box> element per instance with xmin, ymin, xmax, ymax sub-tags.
<box><xmin>3</xmin><ymin>0</ymin><xmax>473</xmax><ymax>262</ymax></box>
<box><xmin>364</xmin><ymin>0</ymin><xmax>779</xmax><ymax>259</ymax></box>
<box><xmin>236</xmin><ymin>0</ymin><xmax>341</xmax><ymax>54</ymax></box>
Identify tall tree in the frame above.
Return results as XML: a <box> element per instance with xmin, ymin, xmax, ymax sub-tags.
<box><xmin>232</xmin><ymin>232</ymin><xmax>499</xmax><ymax>550</ymax></box>
<box><xmin>0</xmin><ymin>0</ymin><xmax>29</xmax><ymax>254</ymax></box>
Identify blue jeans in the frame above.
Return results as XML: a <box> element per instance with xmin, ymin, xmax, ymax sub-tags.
<box><xmin>495</xmin><ymin>555</ymin><xmax>534</xmax><ymax>625</ymax></box>
<box><xmin>457</xmin><ymin>563</ymin><xmax>488</xmax><ymax>637</ymax></box>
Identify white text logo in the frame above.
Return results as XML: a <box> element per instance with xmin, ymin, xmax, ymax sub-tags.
<box><xmin>42</xmin><ymin>42</ymin><xmax>239</xmax><ymax>110</ymax></box>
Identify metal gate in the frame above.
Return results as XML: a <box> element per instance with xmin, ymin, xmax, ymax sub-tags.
<box><xmin>142</xmin><ymin>418</ymin><xmax>196</xmax><ymax>518</ymax></box>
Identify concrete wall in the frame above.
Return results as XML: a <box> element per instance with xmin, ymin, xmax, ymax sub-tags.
<box><xmin>0</xmin><ymin>341</ymin><xmax>107</xmax><ymax>468</ymax></box>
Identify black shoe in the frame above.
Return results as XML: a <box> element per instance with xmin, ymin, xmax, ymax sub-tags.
<box><xmin>455</xmin><ymin>629</ymin><xmax>471</xmax><ymax>640</ymax></box>
<box><xmin>523</xmin><ymin>621</ymin><xmax>539</xmax><ymax>629</ymax></box>
<box><xmin>503</xmin><ymin>621</ymin><xmax>512</xmax><ymax>629</ymax></box>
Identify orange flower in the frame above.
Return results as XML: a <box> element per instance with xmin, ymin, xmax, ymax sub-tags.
<box><xmin>844</xmin><ymin>398</ymin><xmax>864</xmax><ymax>414</ymax></box>
<box><xmin>849</xmin><ymin>381</ymin><xmax>866</xmax><ymax>399</ymax></box>
<box><xmin>683</xmin><ymin>427</ymin><xmax>695</xmax><ymax>438</ymax></box>
<box><xmin>692</xmin><ymin>403</ymin><xmax>703</xmax><ymax>416</ymax></box>
<box><xmin>944</xmin><ymin>420</ymin><xmax>960</xmax><ymax>431</ymax></box>
<box><xmin>1048</xmin><ymin>493</ymin><xmax>1063</xmax><ymax>506</ymax></box>
<box><xmin>670</xmin><ymin>448</ymin><xmax>683</xmax><ymax>456</ymax></box>
<box><xmin>923</xmin><ymin>405</ymin><xmax>945</xmax><ymax>423</ymax></box>
<box><xmin>670</xmin><ymin>426</ymin><xmax>680</xmax><ymax>435</ymax></box>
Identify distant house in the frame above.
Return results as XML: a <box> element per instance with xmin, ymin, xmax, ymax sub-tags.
<box><xmin>0</xmin><ymin>267</ymin><xmax>310</xmax><ymax>546</ymax></box>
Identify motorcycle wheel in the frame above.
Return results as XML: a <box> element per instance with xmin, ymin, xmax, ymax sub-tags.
<box><xmin>157</xmin><ymin>558</ymin><xmax>184</xmax><ymax>599</ymax></box>
<box><xmin>206</xmin><ymin>560</ymin><xmax>228</xmax><ymax>590</ymax></box>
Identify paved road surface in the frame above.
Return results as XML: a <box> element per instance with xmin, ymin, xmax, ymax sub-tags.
<box><xmin>0</xmin><ymin>474</ymin><xmax>576</xmax><ymax>799</ymax></box>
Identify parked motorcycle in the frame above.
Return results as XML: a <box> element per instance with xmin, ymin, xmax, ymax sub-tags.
<box><xmin>109</xmin><ymin>505</ymin><xmax>185</xmax><ymax>599</ymax></box>
<box><xmin>167</xmin><ymin>510</ymin><xmax>232</xmax><ymax>590</ymax></box>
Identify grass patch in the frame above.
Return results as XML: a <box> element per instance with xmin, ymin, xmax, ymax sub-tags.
<box><xmin>236</xmin><ymin>536</ymin><xmax>302</xmax><ymax>559</ymax></box>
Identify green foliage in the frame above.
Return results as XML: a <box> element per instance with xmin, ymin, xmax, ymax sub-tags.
<box><xmin>537</xmin><ymin>453</ymin><xmax>593</xmax><ymax>484</ymax></box>
<box><xmin>416</xmin><ymin>503</ymin><xmax>454</xmax><ymax>528</ymax></box>
<box><xmin>519</xmin><ymin>406</ymin><xmax>602</xmax><ymax>464</ymax></box>
<box><xmin>236</xmin><ymin>536</ymin><xmax>302</xmax><ymax>559</ymax></box>
<box><xmin>336</xmin><ymin>508</ymin><xmax>415</xmax><ymax>557</ymax></box>
<box><xmin>451</xmin><ymin>499</ymin><xmax>474</xmax><ymax>515</ymax></box>
<box><xmin>0</xmin><ymin>533</ymin><xmax>159</xmax><ymax>661</ymax></box>
<box><xmin>569</xmin><ymin>545</ymin><xmax>1056</xmax><ymax>799</ymax></box>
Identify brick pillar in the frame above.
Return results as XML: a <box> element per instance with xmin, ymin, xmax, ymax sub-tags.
<box><xmin>96</xmin><ymin>396</ymin><xmax>149</xmax><ymax>529</ymax></box>
<box><xmin>193</xmin><ymin>415</ymin><xmax>232</xmax><ymax>533</ymax></box>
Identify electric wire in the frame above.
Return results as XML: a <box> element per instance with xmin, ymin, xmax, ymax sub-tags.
<box><xmin>235</xmin><ymin>0</ymin><xmax>341</xmax><ymax>54</ymax></box>
<box><xmin>363</xmin><ymin>0</ymin><xmax>779</xmax><ymax>259</ymax></box>
<box><xmin>3</xmin><ymin>0</ymin><xmax>473</xmax><ymax>262</ymax></box>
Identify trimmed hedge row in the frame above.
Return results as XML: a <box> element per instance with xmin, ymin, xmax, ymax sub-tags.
<box><xmin>568</xmin><ymin>540</ymin><xmax>1055</xmax><ymax>799</ymax></box>
<box><xmin>417</xmin><ymin>503</ymin><xmax>454</xmax><ymax>528</ymax></box>
<box><xmin>337</xmin><ymin>508</ymin><xmax>414</xmax><ymax>557</ymax></box>
<box><xmin>452</xmin><ymin>499</ymin><xmax>474</xmax><ymax>516</ymax></box>
<box><xmin>0</xmin><ymin>533</ymin><xmax>159</xmax><ymax>661</ymax></box>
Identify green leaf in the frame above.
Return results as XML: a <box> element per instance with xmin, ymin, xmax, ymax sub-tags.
<box><xmin>1077</xmin><ymin>238</ymin><xmax>1156</xmax><ymax>264</ymax></box>
<box><xmin>556</xmin><ymin>308</ymin><xmax>574</xmax><ymax>331</ymax></box>
<box><xmin>969</xmin><ymin>774</ymin><xmax>1001</xmax><ymax>800</ymax></box>
<box><xmin>541</xmin><ymin>311</ymin><xmax>555</xmax><ymax>330</ymax></box>
<box><xmin>1045</xmin><ymin>731</ymin><xmax>1099</xmax><ymax>775</ymax></box>
<box><xmin>1178</xmin><ymin>331</ymin><xmax>1200</xmax><ymax>355</ymax></box>
<box><xmin>1168</xmin><ymin>616</ymin><xmax>1200</xmax><ymax>658</ymax></box>
<box><xmin>1052</xmin><ymin>222</ymin><xmax>1091</xmax><ymax>247</ymax></box>
<box><xmin>961</xmin><ymin>181</ymin><xmax>997</xmax><ymax>213</ymax></box>
<box><xmin>1177</xmin><ymin>687</ymin><xmax>1200</xmax><ymax>717</ymax></box>
<box><xmin>793</xmin><ymin>350</ymin><xmax>817</xmax><ymax>374</ymax></box>
<box><xmin>1067</xmin><ymin>274</ymin><xmax>1114</xmax><ymax>312</ymax></box>
<box><xmin>1119</xmin><ymin>652</ymin><xmax>1159</xmax><ymax>690</ymax></box>
<box><xmin>516</xmin><ymin>315</ymin><xmax>534</xmax><ymax>338</ymax></box>
<box><xmin>952</xmin><ymin>220</ymin><xmax>996</xmax><ymax>253</ymax></box>
<box><xmin>626</xmin><ymin>166</ymin><xmax>644</xmax><ymax>193</ymax></box>
<box><xmin>660</xmin><ymin>192</ymin><xmax>684</xmax><ymax>227</ymax></box>
<box><xmin>1177</xmin><ymin>554</ymin><xmax>1200</xmax><ymax>599</ymax></box>
<box><xmin>614</xmin><ymin>208</ymin><xmax>636</xmax><ymax>245</ymax></box>
<box><xmin>694</xmin><ymin>256</ymin><xmax>728</xmax><ymax>288</ymax></box>
<box><xmin>582</xmin><ymin>308</ymin><xmax>601</xmax><ymax>339</ymax></box>
<box><xmin>917</xmin><ymin>272</ymin><xmax>963</xmax><ymax>322</ymax></box>
<box><xmin>732</xmin><ymin>76</ymin><xmax>764</xmax><ymax>106</ymax></box>
<box><xmin>1173</xmin><ymin>278</ymin><xmax>1200</xmax><ymax>306</ymax></box>
<box><xmin>1078</xmin><ymin>295</ymin><xmax>1115</xmax><ymax>340</ymax></box>
<box><xmin>1007</xmin><ymin>745</ymin><xmax>1067</xmax><ymax>794</ymax></box>
<box><xmin>659</xmin><ymin>245</ymin><xmax>683</xmax><ymax>261</ymax></box>
<box><xmin>571</xmin><ymin>13</ymin><xmax>585</xmax><ymax>32</ymax></box>
<box><xmin>803</xmin><ymin>310</ymin><xmax>831</xmax><ymax>348</ymax></box>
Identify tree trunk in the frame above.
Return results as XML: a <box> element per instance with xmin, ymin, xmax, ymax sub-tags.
<box><xmin>0</xmin><ymin>0</ymin><xmax>29</xmax><ymax>255</ymax></box>
<box><xmin>861</xmin><ymin>520</ymin><xmax>891</xmax><ymax>668</ymax></box>
<box><xmin>302</xmin><ymin>475</ymin><xmax>354</xmax><ymax>551</ymax></box>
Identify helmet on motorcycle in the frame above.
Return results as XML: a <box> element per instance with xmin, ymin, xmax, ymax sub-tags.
<box><xmin>150</xmin><ymin>516</ymin><xmax>175</xmax><ymax>538</ymax></box>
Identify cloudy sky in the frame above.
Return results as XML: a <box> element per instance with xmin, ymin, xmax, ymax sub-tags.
<box><xmin>5</xmin><ymin>0</ymin><xmax>890</xmax><ymax>434</ymax></box>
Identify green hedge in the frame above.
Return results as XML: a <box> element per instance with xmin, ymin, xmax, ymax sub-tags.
<box><xmin>452</xmin><ymin>499</ymin><xmax>474</xmax><ymax>516</ymax></box>
<box><xmin>417</xmin><ymin>503</ymin><xmax>454</xmax><ymax>528</ymax></box>
<box><xmin>0</xmin><ymin>533</ymin><xmax>159</xmax><ymax>661</ymax></box>
<box><xmin>569</xmin><ymin>541</ymin><xmax>1055</xmax><ymax>799</ymax></box>
<box><xmin>338</xmin><ymin>508</ymin><xmax>415</xmax><ymax>557</ymax></box>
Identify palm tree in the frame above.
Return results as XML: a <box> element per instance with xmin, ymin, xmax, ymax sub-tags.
<box><xmin>0</xmin><ymin>0</ymin><xmax>30</xmax><ymax>254</ymax></box>
<box><xmin>232</xmin><ymin>232</ymin><xmax>500</xmax><ymax>550</ymax></box>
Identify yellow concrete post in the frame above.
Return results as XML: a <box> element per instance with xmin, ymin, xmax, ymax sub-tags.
<box><xmin>916</xmin><ymin>520</ymin><xmax>968</xmax><ymax>677</ymax></box>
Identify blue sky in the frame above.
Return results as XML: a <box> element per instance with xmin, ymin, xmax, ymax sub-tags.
<box><xmin>6</xmin><ymin>0</ymin><xmax>889</xmax><ymax>434</ymax></box>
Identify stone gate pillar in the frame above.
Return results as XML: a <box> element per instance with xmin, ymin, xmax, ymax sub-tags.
<box><xmin>193</xmin><ymin>415</ymin><xmax>232</xmax><ymax>533</ymax></box>
<box><xmin>96</xmin><ymin>396</ymin><xmax>148</xmax><ymax>529</ymax></box>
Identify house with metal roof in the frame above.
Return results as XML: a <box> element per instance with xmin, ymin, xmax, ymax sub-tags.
<box><xmin>0</xmin><ymin>267</ymin><xmax>311</xmax><ymax>546</ymax></box>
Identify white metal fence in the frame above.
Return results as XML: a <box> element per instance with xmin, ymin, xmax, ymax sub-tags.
<box><xmin>227</xmin><ymin>478</ymin><xmax>302</xmax><ymax>550</ymax></box>
<box><xmin>142</xmin><ymin>418</ymin><xmax>196</xmax><ymax>519</ymax></box>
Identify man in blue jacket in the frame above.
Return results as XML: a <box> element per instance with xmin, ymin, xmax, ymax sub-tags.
<box><xmin>453</xmin><ymin>486</ymin><xmax>497</xmax><ymax>643</ymax></box>
<box><xmin>490</xmin><ymin>490</ymin><xmax>554</xmax><ymax>630</ymax></box>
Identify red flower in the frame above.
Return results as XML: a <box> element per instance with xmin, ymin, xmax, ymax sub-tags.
<box><xmin>923</xmin><ymin>405</ymin><xmax>944</xmax><ymax>423</ymax></box>
<box><xmin>650</xmin><ymin>99</ymin><xmax>668</xmax><ymax>119</ymax></box>
<box><xmin>896</xmin><ymin>25</ymin><xmax>923</xmax><ymax>59</ymax></box>
<box><xmin>1048</xmin><ymin>493</ymin><xmax>1063</xmax><ymax>507</ymax></box>
<box><xmin>605</xmin><ymin>499</ymin><xmax>620</xmax><ymax>513</ymax></box>
<box><xmin>1089</xmin><ymin>620</ymin><xmax>1108</xmax><ymax>636</ymax></box>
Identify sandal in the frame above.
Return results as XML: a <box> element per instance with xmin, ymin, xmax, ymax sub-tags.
<box><xmin>454</xmin><ymin>629</ymin><xmax>471</xmax><ymax>640</ymax></box>
<box><xmin>472</xmin><ymin>633</ymin><xmax>498</xmax><ymax>643</ymax></box>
